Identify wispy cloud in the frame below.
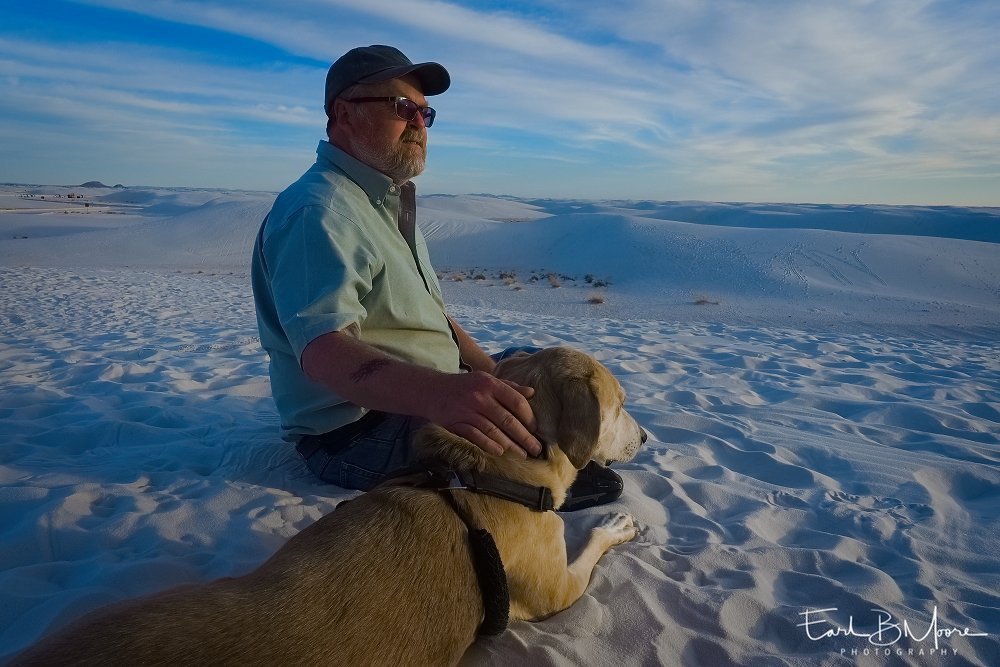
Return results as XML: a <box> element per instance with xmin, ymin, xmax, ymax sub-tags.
<box><xmin>1</xmin><ymin>0</ymin><xmax>997</xmax><ymax>203</ymax></box>
<box><xmin>579</xmin><ymin>0</ymin><xmax>1000</xmax><ymax>192</ymax></box>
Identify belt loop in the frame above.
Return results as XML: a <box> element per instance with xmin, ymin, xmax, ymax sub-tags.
<box><xmin>296</xmin><ymin>410</ymin><xmax>387</xmax><ymax>459</ymax></box>
<box><xmin>295</xmin><ymin>436</ymin><xmax>325</xmax><ymax>460</ymax></box>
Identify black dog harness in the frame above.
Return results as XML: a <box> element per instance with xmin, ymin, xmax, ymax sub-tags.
<box><xmin>382</xmin><ymin>460</ymin><xmax>555</xmax><ymax>636</ymax></box>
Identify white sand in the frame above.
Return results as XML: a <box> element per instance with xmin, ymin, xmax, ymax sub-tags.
<box><xmin>0</xmin><ymin>184</ymin><xmax>997</xmax><ymax>665</ymax></box>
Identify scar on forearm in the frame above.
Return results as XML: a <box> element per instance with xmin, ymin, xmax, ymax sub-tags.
<box><xmin>349</xmin><ymin>359</ymin><xmax>390</xmax><ymax>383</ymax></box>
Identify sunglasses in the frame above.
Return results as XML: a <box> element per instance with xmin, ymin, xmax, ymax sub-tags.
<box><xmin>343</xmin><ymin>96</ymin><xmax>436</xmax><ymax>127</ymax></box>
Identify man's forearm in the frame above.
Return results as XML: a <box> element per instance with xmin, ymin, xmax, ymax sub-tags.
<box><xmin>447</xmin><ymin>316</ymin><xmax>496</xmax><ymax>373</ymax></box>
<box><xmin>301</xmin><ymin>328</ymin><xmax>543</xmax><ymax>458</ymax></box>
<box><xmin>300</xmin><ymin>330</ymin><xmax>445</xmax><ymax>418</ymax></box>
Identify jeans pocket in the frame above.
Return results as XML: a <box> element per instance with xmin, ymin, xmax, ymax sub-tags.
<box><xmin>331</xmin><ymin>415</ymin><xmax>415</xmax><ymax>491</ymax></box>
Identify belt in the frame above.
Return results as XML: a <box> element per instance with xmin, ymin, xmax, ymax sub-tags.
<box><xmin>296</xmin><ymin>410</ymin><xmax>387</xmax><ymax>459</ymax></box>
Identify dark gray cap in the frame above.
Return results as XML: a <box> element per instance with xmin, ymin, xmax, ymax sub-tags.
<box><xmin>324</xmin><ymin>45</ymin><xmax>450</xmax><ymax>115</ymax></box>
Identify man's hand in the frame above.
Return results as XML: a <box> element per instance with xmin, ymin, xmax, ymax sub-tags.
<box><xmin>302</xmin><ymin>330</ymin><xmax>542</xmax><ymax>458</ymax></box>
<box><xmin>423</xmin><ymin>371</ymin><xmax>542</xmax><ymax>459</ymax></box>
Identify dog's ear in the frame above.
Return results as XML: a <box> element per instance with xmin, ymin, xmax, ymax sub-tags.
<box><xmin>556</xmin><ymin>374</ymin><xmax>602</xmax><ymax>469</ymax></box>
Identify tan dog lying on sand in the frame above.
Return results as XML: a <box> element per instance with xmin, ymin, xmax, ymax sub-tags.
<box><xmin>14</xmin><ymin>346</ymin><xmax>647</xmax><ymax>667</ymax></box>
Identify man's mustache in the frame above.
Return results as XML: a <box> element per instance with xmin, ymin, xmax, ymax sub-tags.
<box><xmin>401</xmin><ymin>131</ymin><xmax>425</xmax><ymax>146</ymax></box>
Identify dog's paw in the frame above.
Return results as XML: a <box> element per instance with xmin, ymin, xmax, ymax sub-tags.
<box><xmin>596</xmin><ymin>512</ymin><xmax>638</xmax><ymax>545</ymax></box>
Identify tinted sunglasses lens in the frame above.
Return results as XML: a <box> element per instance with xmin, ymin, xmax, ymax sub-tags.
<box><xmin>395</xmin><ymin>99</ymin><xmax>435</xmax><ymax>127</ymax></box>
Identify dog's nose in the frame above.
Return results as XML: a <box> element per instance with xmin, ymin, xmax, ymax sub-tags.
<box><xmin>640</xmin><ymin>428</ymin><xmax>648</xmax><ymax>444</ymax></box>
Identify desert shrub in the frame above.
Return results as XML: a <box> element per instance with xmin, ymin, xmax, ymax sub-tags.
<box><xmin>547</xmin><ymin>273</ymin><xmax>561</xmax><ymax>288</ymax></box>
<box><xmin>694</xmin><ymin>294</ymin><xmax>720</xmax><ymax>305</ymax></box>
<box><xmin>587</xmin><ymin>294</ymin><xmax>605</xmax><ymax>304</ymax></box>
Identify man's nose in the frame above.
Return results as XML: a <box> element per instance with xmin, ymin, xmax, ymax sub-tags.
<box><xmin>408</xmin><ymin>111</ymin><xmax>426</xmax><ymax>128</ymax></box>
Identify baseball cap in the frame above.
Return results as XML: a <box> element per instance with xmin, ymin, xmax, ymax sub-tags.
<box><xmin>324</xmin><ymin>45</ymin><xmax>451</xmax><ymax>115</ymax></box>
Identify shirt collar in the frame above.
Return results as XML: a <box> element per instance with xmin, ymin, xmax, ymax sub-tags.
<box><xmin>317</xmin><ymin>140</ymin><xmax>408</xmax><ymax>207</ymax></box>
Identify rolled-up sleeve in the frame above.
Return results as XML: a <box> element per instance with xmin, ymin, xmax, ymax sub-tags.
<box><xmin>262</xmin><ymin>205</ymin><xmax>381</xmax><ymax>364</ymax></box>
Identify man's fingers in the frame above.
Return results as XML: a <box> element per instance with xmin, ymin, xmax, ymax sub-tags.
<box><xmin>449</xmin><ymin>423</ymin><xmax>502</xmax><ymax>456</ymax></box>
<box><xmin>496</xmin><ymin>380</ymin><xmax>536</xmax><ymax>422</ymax></box>
<box><xmin>435</xmin><ymin>373</ymin><xmax>541</xmax><ymax>458</ymax></box>
<box><xmin>503</xmin><ymin>380</ymin><xmax>535</xmax><ymax>399</ymax></box>
<box><xmin>450</xmin><ymin>422</ymin><xmax>525</xmax><ymax>458</ymax></box>
<box><xmin>486</xmin><ymin>406</ymin><xmax>540</xmax><ymax>457</ymax></box>
<box><xmin>481</xmin><ymin>417</ymin><xmax>531</xmax><ymax>459</ymax></box>
<box><xmin>493</xmin><ymin>382</ymin><xmax>541</xmax><ymax>455</ymax></box>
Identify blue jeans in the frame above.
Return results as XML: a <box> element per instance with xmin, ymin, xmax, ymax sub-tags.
<box><xmin>298</xmin><ymin>346</ymin><xmax>542</xmax><ymax>491</ymax></box>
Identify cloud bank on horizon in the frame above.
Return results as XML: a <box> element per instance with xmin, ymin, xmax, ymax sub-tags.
<box><xmin>2</xmin><ymin>0</ymin><xmax>999</xmax><ymax>205</ymax></box>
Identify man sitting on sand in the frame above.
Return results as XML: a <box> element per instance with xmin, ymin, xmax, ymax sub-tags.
<box><xmin>251</xmin><ymin>45</ymin><xmax>621</xmax><ymax>509</ymax></box>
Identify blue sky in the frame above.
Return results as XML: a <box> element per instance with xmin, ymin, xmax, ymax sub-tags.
<box><xmin>2</xmin><ymin>0</ymin><xmax>999</xmax><ymax>205</ymax></box>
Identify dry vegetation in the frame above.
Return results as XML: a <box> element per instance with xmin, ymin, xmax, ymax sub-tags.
<box><xmin>437</xmin><ymin>267</ymin><xmax>614</xmax><ymax>298</ymax></box>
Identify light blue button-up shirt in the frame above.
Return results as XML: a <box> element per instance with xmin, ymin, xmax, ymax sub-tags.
<box><xmin>251</xmin><ymin>141</ymin><xmax>460</xmax><ymax>441</ymax></box>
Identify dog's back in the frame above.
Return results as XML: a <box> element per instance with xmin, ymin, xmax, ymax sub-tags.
<box><xmin>13</xmin><ymin>486</ymin><xmax>482</xmax><ymax>667</ymax></box>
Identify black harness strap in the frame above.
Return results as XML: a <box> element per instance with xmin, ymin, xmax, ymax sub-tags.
<box><xmin>378</xmin><ymin>460</ymin><xmax>555</xmax><ymax>635</ymax></box>
<box><xmin>384</xmin><ymin>460</ymin><xmax>555</xmax><ymax>512</ymax></box>
<box><xmin>443</xmin><ymin>467</ymin><xmax>555</xmax><ymax>512</ymax></box>
<box><xmin>438</xmin><ymin>491</ymin><xmax>510</xmax><ymax>636</ymax></box>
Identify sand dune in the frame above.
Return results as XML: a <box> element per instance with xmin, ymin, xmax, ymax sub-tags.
<box><xmin>0</xmin><ymin>185</ymin><xmax>997</xmax><ymax>665</ymax></box>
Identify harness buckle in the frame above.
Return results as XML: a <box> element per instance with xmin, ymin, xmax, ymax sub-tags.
<box><xmin>443</xmin><ymin>469</ymin><xmax>469</xmax><ymax>490</ymax></box>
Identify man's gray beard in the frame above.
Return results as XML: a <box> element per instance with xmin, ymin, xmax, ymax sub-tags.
<box><xmin>349</xmin><ymin>133</ymin><xmax>426</xmax><ymax>183</ymax></box>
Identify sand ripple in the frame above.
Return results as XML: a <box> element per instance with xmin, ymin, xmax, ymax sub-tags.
<box><xmin>0</xmin><ymin>269</ymin><xmax>997</xmax><ymax>664</ymax></box>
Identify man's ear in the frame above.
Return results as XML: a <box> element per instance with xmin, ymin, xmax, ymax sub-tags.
<box><xmin>556</xmin><ymin>376</ymin><xmax>602</xmax><ymax>469</ymax></box>
<box><xmin>328</xmin><ymin>97</ymin><xmax>363</xmax><ymax>139</ymax></box>
<box><xmin>330</xmin><ymin>99</ymin><xmax>346</xmax><ymax>121</ymax></box>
